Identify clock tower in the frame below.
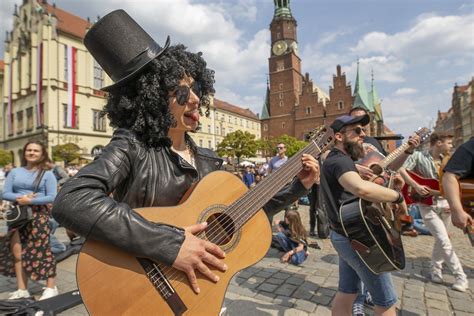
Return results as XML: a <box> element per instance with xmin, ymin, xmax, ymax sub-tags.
<box><xmin>262</xmin><ymin>0</ymin><xmax>303</xmax><ymax>140</ymax></box>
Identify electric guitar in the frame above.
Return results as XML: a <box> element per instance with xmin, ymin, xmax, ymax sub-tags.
<box><xmin>75</xmin><ymin>126</ymin><xmax>334</xmax><ymax>315</ymax></box>
<box><xmin>401</xmin><ymin>171</ymin><xmax>440</xmax><ymax>205</ymax></box>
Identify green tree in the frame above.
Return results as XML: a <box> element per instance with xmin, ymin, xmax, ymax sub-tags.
<box><xmin>216</xmin><ymin>130</ymin><xmax>258</xmax><ymax>166</ymax></box>
<box><xmin>274</xmin><ymin>134</ymin><xmax>307</xmax><ymax>157</ymax></box>
<box><xmin>0</xmin><ymin>149</ymin><xmax>13</xmax><ymax>166</ymax></box>
<box><xmin>52</xmin><ymin>143</ymin><xmax>81</xmax><ymax>164</ymax></box>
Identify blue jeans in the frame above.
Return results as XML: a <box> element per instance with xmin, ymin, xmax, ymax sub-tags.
<box><xmin>272</xmin><ymin>232</ymin><xmax>307</xmax><ymax>265</ymax></box>
<box><xmin>409</xmin><ymin>205</ymin><xmax>431</xmax><ymax>235</ymax></box>
<box><xmin>330</xmin><ymin>231</ymin><xmax>398</xmax><ymax>308</ymax></box>
<box><xmin>49</xmin><ymin>218</ymin><xmax>66</xmax><ymax>254</ymax></box>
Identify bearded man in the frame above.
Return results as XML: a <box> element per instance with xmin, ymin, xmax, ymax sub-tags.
<box><xmin>320</xmin><ymin>114</ymin><xmax>407</xmax><ymax>316</ymax></box>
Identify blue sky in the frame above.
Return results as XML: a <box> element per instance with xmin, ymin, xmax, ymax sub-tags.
<box><xmin>1</xmin><ymin>0</ymin><xmax>473</xmax><ymax>138</ymax></box>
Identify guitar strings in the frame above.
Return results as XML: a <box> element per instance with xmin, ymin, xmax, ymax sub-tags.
<box><xmin>151</xmin><ymin>133</ymin><xmax>328</xmax><ymax>290</ymax></box>
<box><xmin>148</xmin><ymin>131</ymin><xmax>330</xmax><ymax>293</ymax></box>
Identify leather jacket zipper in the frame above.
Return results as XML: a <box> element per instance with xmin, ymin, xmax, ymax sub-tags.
<box><xmin>149</xmin><ymin>149</ymin><xmax>157</xmax><ymax>206</ymax></box>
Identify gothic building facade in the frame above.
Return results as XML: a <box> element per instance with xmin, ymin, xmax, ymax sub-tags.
<box><xmin>261</xmin><ymin>0</ymin><xmax>385</xmax><ymax>141</ymax></box>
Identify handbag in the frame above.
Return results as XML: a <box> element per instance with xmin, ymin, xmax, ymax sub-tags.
<box><xmin>5</xmin><ymin>169</ymin><xmax>46</xmax><ymax>229</ymax></box>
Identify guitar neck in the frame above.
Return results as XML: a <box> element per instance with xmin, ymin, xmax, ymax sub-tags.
<box><xmin>229</xmin><ymin>141</ymin><xmax>323</xmax><ymax>230</ymax></box>
<box><xmin>378</xmin><ymin>142</ymin><xmax>411</xmax><ymax>169</ymax></box>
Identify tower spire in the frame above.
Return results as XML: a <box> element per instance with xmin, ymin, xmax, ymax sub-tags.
<box><xmin>274</xmin><ymin>0</ymin><xmax>292</xmax><ymax>18</ymax></box>
<box><xmin>353</xmin><ymin>60</ymin><xmax>373</xmax><ymax>112</ymax></box>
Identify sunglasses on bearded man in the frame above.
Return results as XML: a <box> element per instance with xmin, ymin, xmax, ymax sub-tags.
<box><xmin>171</xmin><ymin>81</ymin><xmax>202</xmax><ymax>106</ymax></box>
<box><xmin>343</xmin><ymin>126</ymin><xmax>366</xmax><ymax>135</ymax></box>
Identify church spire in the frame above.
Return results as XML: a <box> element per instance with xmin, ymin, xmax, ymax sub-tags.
<box><xmin>352</xmin><ymin>60</ymin><xmax>373</xmax><ymax>112</ymax></box>
<box><xmin>369</xmin><ymin>70</ymin><xmax>383</xmax><ymax>122</ymax></box>
<box><xmin>260</xmin><ymin>78</ymin><xmax>270</xmax><ymax>120</ymax></box>
<box><xmin>274</xmin><ymin>0</ymin><xmax>292</xmax><ymax>18</ymax></box>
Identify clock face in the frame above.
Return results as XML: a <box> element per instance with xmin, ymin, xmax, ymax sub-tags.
<box><xmin>290</xmin><ymin>42</ymin><xmax>298</xmax><ymax>55</ymax></box>
<box><xmin>272</xmin><ymin>40</ymin><xmax>288</xmax><ymax>56</ymax></box>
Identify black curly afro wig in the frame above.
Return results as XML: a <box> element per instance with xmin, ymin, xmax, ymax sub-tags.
<box><xmin>102</xmin><ymin>44</ymin><xmax>215</xmax><ymax>148</ymax></box>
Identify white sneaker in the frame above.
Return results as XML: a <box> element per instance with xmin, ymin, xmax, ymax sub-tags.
<box><xmin>39</xmin><ymin>286</ymin><xmax>59</xmax><ymax>300</ymax></box>
<box><xmin>452</xmin><ymin>277</ymin><xmax>468</xmax><ymax>292</ymax></box>
<box><xmin>430</xmin><ymin>272</ymin><xmax>443</xmax><ymax>284</ymax></box>
<box><xmin>8</xmin><ymin>289</ymin><xmax>31</xmax><ymax>300</ymax></box>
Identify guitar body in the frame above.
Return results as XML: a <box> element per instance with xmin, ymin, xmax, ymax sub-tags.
<box><xmin>358</xmin><ymin>150</ymin><xmax>386</xmax><ymax>175</ymax></box>
<box><xmin>76</xmin><ymin>171</ymin><xmax>272</xmax><ymax>315</ymax></box>
<box><xmin>339</xmin><ymin>198</ymin><xmax>405</xmax><ymax>274</ymax></box>
<box><xmin>402</xmin><ymin>170</ymin><xmax>439</xmax><ymax>205</ymax></box>
<box><xmin>460</xmin><ymin>178</ymin><xmax>474</xmax><ymax>216</ymax></box>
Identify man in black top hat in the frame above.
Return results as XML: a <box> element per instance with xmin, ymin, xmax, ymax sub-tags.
<box><xmin>52</xmin><ymin>9</ymin><xmax>319</xmax><ymax>303</ymax></box>
<box><xmin>320</xmin><ymin>114</ymin><xmax>407</xmax><ymax>316</ymax></box>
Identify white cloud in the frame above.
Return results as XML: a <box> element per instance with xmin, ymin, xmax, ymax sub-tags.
<box><xmin>352</xmin><ymin>13</ymin><xmax>474</xmax><ymax>62</ymax></box>
<box><xmin>394</xmin><ymin>88</ymin><xmax>418</xmax><ymax>96</ymax></box>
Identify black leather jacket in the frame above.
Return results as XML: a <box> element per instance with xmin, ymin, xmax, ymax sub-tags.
<box><xmin>52</xmin><ymin>128</ymin><xmax>308</xmax><ymax>265</ymax></box>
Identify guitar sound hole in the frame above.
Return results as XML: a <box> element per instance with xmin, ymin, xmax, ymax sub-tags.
<box><xmin>205</xmin><ymin>213</ymin><xmax>235</xmax><ymax>246</ymax></box>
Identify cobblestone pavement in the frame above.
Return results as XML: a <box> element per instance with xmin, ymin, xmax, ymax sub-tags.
<box><xmin>1</xmin><ymin>205</ymin><xmax>473</xmax><ymax>315</ymax></box>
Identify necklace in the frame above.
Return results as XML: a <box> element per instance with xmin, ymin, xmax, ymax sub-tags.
<box><xmin>173</xmin><ymin>143</ymin><xmax>195</xmax><ymax>168</ymax></box>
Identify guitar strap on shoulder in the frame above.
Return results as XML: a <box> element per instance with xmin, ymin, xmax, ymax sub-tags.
<box><xmin>32</xmin><ymin>169</ymin><xmax>47</xmax><ymax>194</ymax></box>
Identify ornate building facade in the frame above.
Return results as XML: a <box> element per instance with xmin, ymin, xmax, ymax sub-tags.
<box><xmin>1</xmin><ymin>0</ymin><xmax>260</xmax><ymax>166</ymax></box>
<box><xmin>261</xmin><ymin>0</ymin><xmax>387</xmax><ymax>142</ymax></box>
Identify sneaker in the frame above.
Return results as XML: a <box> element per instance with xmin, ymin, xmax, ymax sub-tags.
<box><xmin>8</xmin><ymin>289</ymin><xmax>31</xmax><ymax>300</ymax></box>
<box><xmin>452</xmin><ymin>277</ymin><xmax>468</xmax><ymax>292</ymax></box>
<box><xmin>352</xmin><ymin>302</ymin><xmax>365</xmax><ymax>316</ymax></box>
<box><xmin>364</xmin><ymin>291</ymin><xmax>374</xmax><ymax>307</ymax></box>
<box><xmin>430</xmin><ymin>272</ymin><xmax>443</xmax><ymax>284</ymax></box>
<box><xmin>39</xmin><ymin>286</ymin><xmax>59</xmax><ymax>300</ymax></box>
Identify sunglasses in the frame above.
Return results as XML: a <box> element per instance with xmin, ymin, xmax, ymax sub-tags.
<box><xmin>171</xmin><ymin>81</ymin><xmax>202</xmax><ymax>106</ymax></box>
<box><xmin>345</xmin><ymin>126</ymin><xmax>366</xmax><ymax>135</ymax></box>
<box><xmin>277</xmin><ymin>146</ymin><xmax>285</xmax><ymax>150</ymax></box>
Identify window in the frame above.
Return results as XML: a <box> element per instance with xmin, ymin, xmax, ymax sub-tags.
<box><xmin>208</xmin><ymin>140</ymin><xmax>212</xmax><ymax>149</ymax></box>
<box><xmin>199</xmin><ymin>139</ymin><xmax>203</xmax><ymax>147</ymax></box>
<box><xmin>306</xmin><ymin>107</ymin><xmax>312</xmax><ymax>115</ymax></box>
<box><xmin>240</xmin><ymin>118</ymin><xmax>243</xmax><ymax>126</ymax></box>
<box><xmin>222</xmin><ymin>127</ymin><xmax>226</xmax><ymax>136</ymax></box>
<box><xmin>63</xmin><ymin>104</ymin><xmax>79</xmax><ymax>128</ymax></box>
<box><xmin>279</xmin><ymin>83</ymin><xmax>283</xmax><ymax>90</ymax></box>
<box><xmin>338</xmin><ymin>100</ymin><xmax>344</xmax><ymax>110</ymax></box>
<box><xmin>221</xmin><ymin>114</ymin><xmax>225</xmax><ymax>122</ymax></box>
<box><xmin>26</xmin><ymin>107</ymin><xmax>33</xmax><ymax>131</ymax></box>
<box><xmin>93</xmin><ymin>60</ymin><xmax>104</xmax><ymax>89</ymax></box>
<box><xmin>234</xmin><ymin>117</ymin><xmax>237</xmax><ymax>124</ymax></box>
<box><xmin>216</xmin><ymin>126</ymin><xmax>219</xmax><ymax>135</ymax></box>
<box><xmin>93</xmin><ymin>109</ymin><xmax>106</xmax><ymax>132</ymax></box>
<box><xmin>279</xmin><ymin>100</ymin><xmax>284</xmax><ymax>107</ymax></box>
<box><xmin>16</xmin><ymin>111</ymin><xmax>24</xmax><ymax>134</ymax></box>
<box><xmin>276</xmin><ymin>32</ymin><xmax>281</xmax><ymax>39</ymax></box>
<box><xmin>64</xmin><ymin>45</ymin><xmax>68</xmax><ymax>80</ymax></box>
<box><xmin>207</xmin><ymin>125</ymin><xmax>211</xmax><ymax>133</ymax></box>
<box><xmin>276</xmin><ymin>60</ymin><xmax>284</xmax><ymax>71</ymax></box>
<box><xmin>282</xmin><ymin>122</ymin><xmax>285</xmax><ymax>129</ymax></box>
<box><xmin>263</xmin><ymin>124</ymin><xmax>268</xmax><ymax>131</ymax></box>
<box><xmin>215</xmin><ymin>112</ymin><xmax>219</xmax><ymax>121</ymax></box>
<box><xmin>229</xmin><ymin>126</ymin><xmax>233</xmax><ymax>133</ymax></box>
<box><xmin>228</xmin><ymin>116</ymin><xmax>231</xmax><ymax>123</ymax></box>
<box><xmin>246</xmin><ymin>120</ymin><xmax>249</xmax><ymax>128</ymax></box>
<box><xmin>279</xmin><ymin>93</ymin><xmax>283</xmax><ymax>99</ymax></box>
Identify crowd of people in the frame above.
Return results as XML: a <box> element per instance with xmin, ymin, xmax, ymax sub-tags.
<box><xmin>0</xmin><ymin>9</ymin><xmax>471</xmax><ymax>316</ymax></box>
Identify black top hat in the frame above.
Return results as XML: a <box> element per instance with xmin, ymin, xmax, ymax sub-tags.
<box><xmin>84</xmin><ymin>9</ymin><xmax>170</xmax><ymax>91</ymax></box>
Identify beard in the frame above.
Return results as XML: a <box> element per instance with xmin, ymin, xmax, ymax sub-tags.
<box><xmin>343</xmin><ymin>137</ymin><xmax>364</xmax><ymax>160</ymax></box>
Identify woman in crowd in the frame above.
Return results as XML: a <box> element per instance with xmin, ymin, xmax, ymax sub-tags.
<box><xmin>1</xmin><ymin>141</ymin><xmax>58</xmax><ymax>300</ymax></box>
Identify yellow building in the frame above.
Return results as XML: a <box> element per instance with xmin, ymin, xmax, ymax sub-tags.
<box><xmin>195</xmin><ymin>97</ymin><xmax>261</xmax><ymax>150</ymax></box>
<box><xmin>1</xmin><ymin>1</ymin><xmax>261</xmax><ymax>166</ymax></box>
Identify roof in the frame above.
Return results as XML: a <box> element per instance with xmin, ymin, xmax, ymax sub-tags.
<box><xmin>214</xmin><ymin>98</ymin><xmax>259</xmax><ymax>120</ymax></box>
<box><xmin>43</xmin><ymin>3</ymin><xmax>91</xmax><ymax>39</ymax></box>
<box><xmin>313</xmin><ymin>85</ymin><xmax>329</xmax><ymax>105</ymax></box>
<box><xmin>457</xmin><ymin>84</ymin><xmax>469</xmax><ymax>93</ymax></box>
<box><xmin>352</xmin><ymin>61</ymin><xmax>373</xmax><ymax>112</ymax></box>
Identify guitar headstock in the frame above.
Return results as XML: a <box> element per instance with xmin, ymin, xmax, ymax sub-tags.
<box><xmin>307</xmin><ymin>125</ymin><xmax>335</xmax><ymax>154</ymax></box>
<box><xmin>414</xmin><ymin>127</ymin><xmax>431</xmax><ymax>144</ymax></box>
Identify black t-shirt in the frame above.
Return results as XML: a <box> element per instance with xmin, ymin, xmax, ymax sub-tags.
<box><xmin>364</xmin><ymin>136</ymin><xmax>387</xmax><ymax>156</ymax></box>
<box><xmin>444</xmin><ymin>137</ymin><xmax>474</xmax><ymax>179</ymax></box>
<box><xmin>320</xmin><ymin>148</ymin><xmax>358</xmax><ymax>227</ymax></box>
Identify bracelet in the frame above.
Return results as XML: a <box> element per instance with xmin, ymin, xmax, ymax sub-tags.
<box><xmin>394</xmin><ymin>191</ymin><xmax>405</xmax><ymax>204</ymax></box>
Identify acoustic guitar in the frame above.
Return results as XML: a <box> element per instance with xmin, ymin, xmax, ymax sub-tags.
<box><xmin>76</xmin><ymin>126</ymin><xmax>334</xmax><ymax>315</ymax></box>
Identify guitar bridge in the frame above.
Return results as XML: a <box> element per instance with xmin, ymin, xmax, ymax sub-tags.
<box><xmin>137</xmin><ymin>258</ymin><xmax>187</xmax><ymax>316</ymax></box>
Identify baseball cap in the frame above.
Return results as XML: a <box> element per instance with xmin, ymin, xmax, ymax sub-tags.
<box><xmin>330</xmin><ymin>114</ymin><xmax>370</xmax><ymax>133</ymax></box>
